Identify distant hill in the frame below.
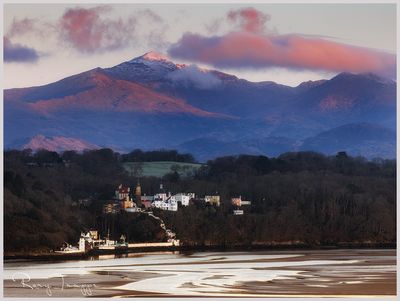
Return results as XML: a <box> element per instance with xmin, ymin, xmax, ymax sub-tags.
<box><xmin>300</xmin><ymin>123</ymin><xmax>396</xmax><ymax>159</ymax></box>
<box><xmin>177</xmin><ymin>137</ymin><xmax>297</xmax><ymax>162</ymax></box>
<box><xmin>22</xmin><ymin>135</ymin><xmax>100</xmax><ymax>152</ymax></box>
<box><xmin>123</xmin><ymin>161</ymin><xmax>204</xmax><ymax>178</ymax></box>
<box><xmin>287</xmin><ymin>72</ymin><xmax>396</xmax><ymax>129</ymax></box>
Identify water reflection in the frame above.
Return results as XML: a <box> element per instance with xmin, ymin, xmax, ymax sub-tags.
<box><xmin>94</xmin><ymin>251</ymin><xmax>180</xmax><ymax>261</ymax></box>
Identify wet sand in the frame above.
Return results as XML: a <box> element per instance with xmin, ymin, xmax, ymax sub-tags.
<box><xmin>3</xmin><ymin>249</ymin><xmax>396</xmax><ymax>298</ymax></box>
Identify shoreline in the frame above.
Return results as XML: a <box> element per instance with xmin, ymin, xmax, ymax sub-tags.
<box><xmin>3</xmin><ymin>249</ymin><xmax>396</xmax><ymax>297</ymax></box>
<box><xmin>3</xmin><ymin>242</ymin><xmax>396</xmax><ymax>261</ymax></box>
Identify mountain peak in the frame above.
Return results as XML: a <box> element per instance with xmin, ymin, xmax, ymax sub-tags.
<box><xmin>141</xmin><ymin>51</ymin><xmax>170</xmax><ymax>61</ymax></box>
<box><xmin>332</xmin><ymin>72</ymin><xmax>394</xmax><ymax>85</ymax></box>
<box><xmin>296</xmin><ymin>79</ymin><xmax>327</xmax><ymax>92</ymax></box>
<box><xmin>359</xmin><ymin>72</ymin><xmax>395</xmax><ymax>85</ymax></box>
<box><xmin>108</xmin><ymin>51</ymin><xmax>184</xmax><ymax>82</ymax></box>
<box><xmin>129</xmin><ymin>51</ymin><xmax>172</xmax><ymax>64</ymax></box>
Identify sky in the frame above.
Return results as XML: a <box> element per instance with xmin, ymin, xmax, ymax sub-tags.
<box><xmin>3</xmin><ymin>3</ymin><xmax>397</xmax><ymax>88</ymax></box>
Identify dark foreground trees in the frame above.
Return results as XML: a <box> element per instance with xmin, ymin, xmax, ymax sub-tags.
<box><xmin>3</xmin><ymin>149</ymin><xmax>396</xmax><ymax>252</ymax></box>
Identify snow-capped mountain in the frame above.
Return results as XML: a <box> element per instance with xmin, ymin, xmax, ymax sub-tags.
<box><xmin>4</xmin><ymin>51</ymin><xmax>396</xmax><ymax>160</ymax></box>
<box><xmin>104</xmin><ymin>51</ymin><xmax>185</xmax><ymax>84</ymax></box>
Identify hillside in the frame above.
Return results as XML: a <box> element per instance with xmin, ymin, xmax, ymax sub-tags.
<box><xmin>123</xmin><ymin>161</ymin><xmax>204</xmax><ymax>178</ymax></box>
<box><xmin>300</xmin><ymin>123</ymin><xmax>396</xmax><ymax>158</ymax></box>
<box><xmin>4</xmin><ymin>52</ymin><xmax>396</xmax><ymax>160</ymax></box>
<box><xmin>4</xmin><ymin>149</ymin><xmax>396</xmax><ymax>253</ymax></box>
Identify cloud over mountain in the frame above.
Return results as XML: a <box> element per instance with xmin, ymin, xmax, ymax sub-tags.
<box><xmin>167</xmin><ymin>65</ymin><xmax>221</xmax><ymax>89</ymax></box>
<box><xmin>169</xmin><ymin>8</ymin><xmax>396</xmax><ymax>78</ymax></box>
<box><xmin>4</xmin><ymin>51</ymin><xmax>396</xmax><ymax>159</ymax></box>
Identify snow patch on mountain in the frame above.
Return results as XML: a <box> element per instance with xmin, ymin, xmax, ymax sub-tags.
<box><xmin>141</xmin><ymin>51</ymin><xmax>170</xmax><ymax>61</ymax></box>
<box><xmin>24</xmin><ymin>135</ymin><xmax>100</xmax><ymax>152</ymax></box>
<box><xmin>105</xmin><ymin>51</ymin><xmax>182</xmax><ymax>83</ymax></box>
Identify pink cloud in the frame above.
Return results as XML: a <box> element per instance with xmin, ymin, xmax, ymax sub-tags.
<box><xmin>59</xmin><ymin>6</ymin><xmax>136</xmax><ymax>53</ymax></box>
<box><xmin>6</xmin><ymin>17</ymin><xmax>56</xmax><ymax>40</ymax></box>
<box><xmin>169</xmin><ymin>8</ymin><xmax>395</xmax><ymax>78</ymax></box>
<box><xmin>6</xmin><ymin>7</ymin><xmax>165</xmax><ymax>54</ymax></box>
<box><xmin>227</xmin><ymin>7</ymin><xmax>270</xmax><ymax>33</ymax></box>
<box><xmin>7</xmin><ymin>18</ymin><xmax>37</xmax><ymax>37</ymax></box>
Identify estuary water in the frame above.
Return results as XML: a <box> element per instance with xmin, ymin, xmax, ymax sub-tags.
<box><xmin>3</xmin><ymin>249</ymin><xmax>396</xmax><ymax>297</ymax></box>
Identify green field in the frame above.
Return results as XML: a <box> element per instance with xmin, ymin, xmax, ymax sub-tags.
<box><xmin>123</xmin><ymin>161</ymin><xmax>205</xmax><ymax>178</ymax></box>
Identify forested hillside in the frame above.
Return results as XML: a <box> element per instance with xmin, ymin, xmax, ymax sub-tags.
<box><xmin>4</xmin><ymin>149</ymin><xmax>396</xmax><ymax>253</ymax></box>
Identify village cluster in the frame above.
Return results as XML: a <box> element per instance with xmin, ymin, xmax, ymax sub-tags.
<box><xmin>59</xmin><ymin>183</ymin><xmax>252</xmax><ymax>254</ymax></box>
<box><xmin>103</xmin><ymin>183</ymin><xmax>252</xmax><ymax>215</ymax></box>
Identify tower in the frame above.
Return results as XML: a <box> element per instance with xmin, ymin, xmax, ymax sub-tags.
<box><xmin>135</xmin><ymin>181</ymin><xmax>142</xmax><ymax>207</ymax></box>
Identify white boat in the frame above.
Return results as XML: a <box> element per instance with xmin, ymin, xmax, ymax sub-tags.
<box><xmin>55</xmin><ymin>244</ymin><xmax>84</xmax><ymax>254</ymax></box>
<box><xmin>54</xmin><ymin>249</ymin><xmax>85</xmax><ymax>254</ymax></box>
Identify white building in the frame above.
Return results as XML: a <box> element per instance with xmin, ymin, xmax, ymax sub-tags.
<box><xmin>152</xmin><ymin>197</ymin><xmax>178</xmax><ymax>211</ymax></box>
<box><xmin>154</xmin><ymin>193</ymin><xmax>168</xmax><ymax>201</ymax></box>
<box><xmin>167</xmin><ymin>199</ymin><xmax>178</xmax><ymax>211</ymax></box>
<box><xmin>79</xmin><ymin>231</ymin><xmax>101</xmax><ymax>252</ymax></box>
<box><xmin>172</xmin><ymin>193</ymin><xmax>194</xmax><ymax>207</ymax></box>
<box><xmin>187</xmin><ymin>193</ymin><xmax>195</xmax><ymax>200</ymax></box>
<box><xmin>79</xmin><ymin>236</ymin><xmax>87</xmax><ymax>252</ymax></box>
<box><xmin>152</xmin><ymin>199</ymin><xmax>164</xmax><ymax>209</ymax></box>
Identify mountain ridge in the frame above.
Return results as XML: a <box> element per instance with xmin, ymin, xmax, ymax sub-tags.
<box><xmin>4</xmin><ymin>51</ymin><xmax>396</xmax><ymax>160</ymax></box>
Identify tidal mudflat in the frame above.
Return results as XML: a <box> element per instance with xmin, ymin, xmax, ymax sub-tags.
<box><xmin>3</xmin><ymin>249</ymin><xmax>396</xmax><ymax>297</ymax></box>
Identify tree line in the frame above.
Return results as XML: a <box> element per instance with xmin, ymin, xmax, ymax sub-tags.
<box><xmin>3</xmin><ymin>148</ymin><xmax>396</xmax><ymax>253</ymax></box>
